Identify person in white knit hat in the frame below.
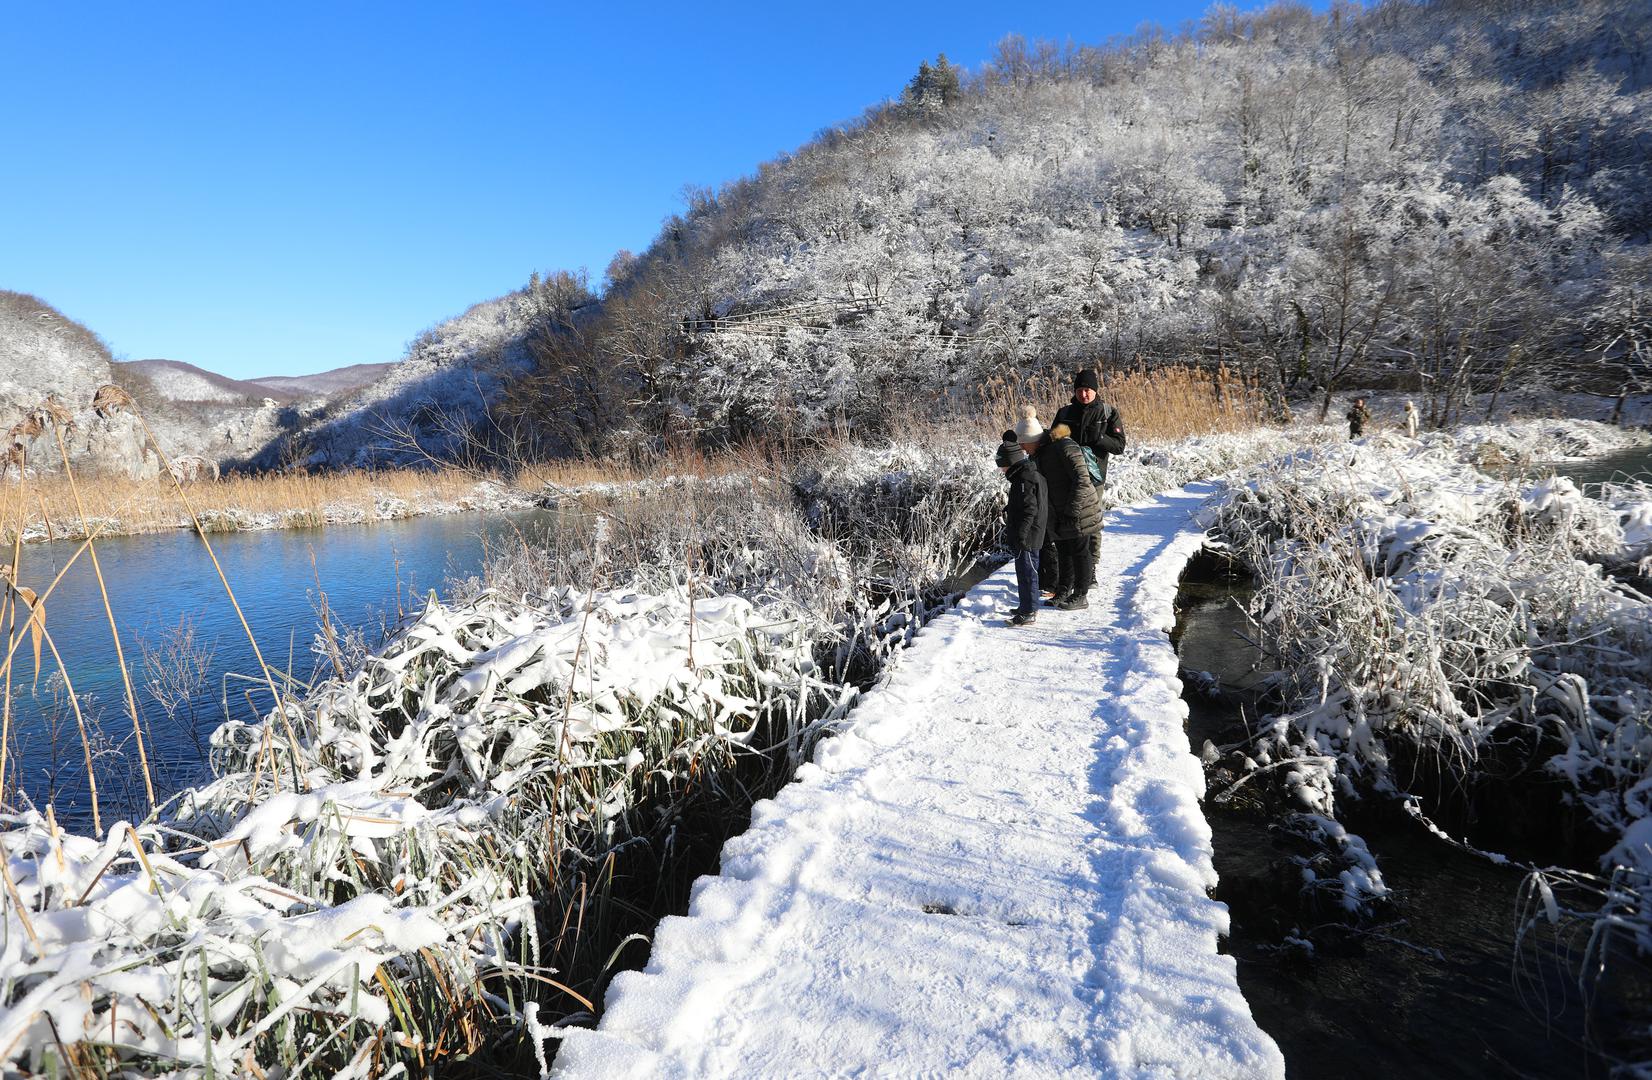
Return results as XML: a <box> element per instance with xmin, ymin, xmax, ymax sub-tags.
<box><xmin>1014</xmin><ymin>404</ymin><xmax>1045</xmax><ymax>444</ymax></box>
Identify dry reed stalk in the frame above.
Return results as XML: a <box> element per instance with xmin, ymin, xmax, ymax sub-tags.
<box><xmin>22</xmin><ymin>612</ymin><xmax>102</xmax><ymax>834</ymax></box>
<box><xmin>975</xmin><ymin>363</ymin><xmax>1264</xmax><ymax>440</ymax></box>
<box><xmin>7</xmin><ymin>467</ymin><xmax>519</xmax><ymax>544</ymax></box>
<box><xmin>4</xmin><ymin>445</ymin><xmax>754</xmax><ymax>550</ymax></box>
<box><xmin>49</xmin><ymin>420</ymin><xmax>155</xmax><ymax>813</ymax></box>
<box><xmin>0</xmin><ymin>467</ymin><xmax>24</xmax><ymax>812</ymax></box>
<box><xmin>0</xmin><ymin>852</ymin><xmax>40</xmax><ymax>952</ymax></box>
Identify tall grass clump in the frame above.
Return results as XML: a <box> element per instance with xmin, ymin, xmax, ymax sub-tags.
<box><xmin>976</xmin><ymin>363</ymin><xmax>1265</xmax><ymax>442</ymax></box>
<box><xmin>1204</xmin><ymin>420</ymin><xmax>1652</xmax><ymax>1061</ymax></box>
<box><xmin>3</xmin><ymin>467</ymin><xmax>533</xmax><ymax>545</ymax></box>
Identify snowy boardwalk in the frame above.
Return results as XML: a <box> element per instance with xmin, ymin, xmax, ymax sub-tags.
<box><xmin>554</xmin><ymin>482</ymin><xmax>1284</xmax><ymax>1078</ymax></box>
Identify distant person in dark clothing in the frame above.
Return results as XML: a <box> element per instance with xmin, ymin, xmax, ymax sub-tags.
<box><xmin>997</xmin><ymin>426</ymin><xmax>1047</xmax><ymax>627</ymax></box>
<box><xmin>1035</xmin><ymin>422</ymin><xmax>1102</xmax><ymax>611</ymax></box>
<box><xmin>1053</xmin><ymin>368</ymin><xmax>1126</xmax><ymax>587</ymax></box>
<box><xmin>1347</xmin><ymin>398</ymin><xmax>1371</xmax><ymax>438</ymax></box>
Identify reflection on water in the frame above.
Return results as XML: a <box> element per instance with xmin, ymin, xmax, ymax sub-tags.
<box><xmin>3</xmin><ymin>509</ymin><xmax>563</xmax><ymax>824</ymax></box>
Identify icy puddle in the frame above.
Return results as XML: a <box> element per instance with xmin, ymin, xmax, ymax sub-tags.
<box><xmin>553</xmin><ymin>482</ymin><xmax>1283</xmax><ymax>1078</ymax></box>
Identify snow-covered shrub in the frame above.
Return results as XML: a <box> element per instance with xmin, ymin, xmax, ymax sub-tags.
<box><xmin>1276</xmin><ymin>813</ymin><xmax>1393</xmax><ymax>919</ymax></box>
<box><xmin>1600</xmin><ymin>479</ymin><xmax>1652</xmax><ymax>572</ymax></box>
<box><xmin>1109</xmin><ymin>426</ymin><xmax>1334</xmax><ymax>510</ymax></box>
<box><xmin>1451</xmin><ymin>419</ymin><xmax>1651</xmax><ymax>473</ymax></box>
<box><xmin>1206</xmin><ymin>419</ymin><xmax>1652</xmax><ymax>1017</ymax></box>
<box><xmin>0</xmin><ymin>583</ymin><xmax>845</xmax><ymax>1077</ymax></box>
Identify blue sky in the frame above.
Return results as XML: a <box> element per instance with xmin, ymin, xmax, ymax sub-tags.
<box><xmin>4</xmin><ymin>1</ymin><xmax>1231</xmax><ymax>379</ymax></box>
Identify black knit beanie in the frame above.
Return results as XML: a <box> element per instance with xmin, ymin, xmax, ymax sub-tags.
<box><xmin>995</xmin><ymin>432</ymin><xmax>1026</xmax><ymax>468</ymax></box>
<box><xmin>1074</xmin><ymin>369</ymin><xmax>1100</xmax><ymax>392</ymax></box>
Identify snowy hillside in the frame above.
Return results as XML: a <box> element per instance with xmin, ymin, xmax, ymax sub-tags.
<box><xmin>119</xmin><ymin>358</ymin><xmax>294</xmax><ymax>404</ymax></box>
<box><xmin>249</xmin><ymin>286</ymin><xmax>568</xmax><ymax>470</ymax></box>
<box><xmin>0</xmin><ymin>291</ymin><xmax>154</xmax><ymax>477</ymax></box>
<box><xmin>543</xmin><ymin>0</ymin><xmax>1652</xmax><ymax>446</ymax></box>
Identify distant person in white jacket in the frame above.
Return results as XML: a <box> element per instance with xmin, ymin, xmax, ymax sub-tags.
<box><xmin>1404</xmin><ymin>400</ymin><xmax>1419</xmax><ymax>438</ymax></box>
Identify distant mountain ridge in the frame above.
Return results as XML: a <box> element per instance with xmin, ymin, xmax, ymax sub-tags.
<box><xmin>248</xmin><ymin>363</ymin><xmax>394</xmax><ymax>398</ymax></box>
<box><xmin>4</xmin><ymin>284</ymin><xmax>542</xmax><ymax>472</ymax></box>
<box><xmin>118</xmin><ymin>359</ymin><xmax>395</xmax><ymax>405</ymax></box>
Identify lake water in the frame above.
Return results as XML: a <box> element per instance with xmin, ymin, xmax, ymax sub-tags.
<box><xmin>1542</xmin><ymin>440</ymin><xmax>1652</xmax><ymax>491</ymax></box>
<box><xmin>3</xmin><ymin>508</ymin><xmax>562</xmax><ymax>824</ymax></box>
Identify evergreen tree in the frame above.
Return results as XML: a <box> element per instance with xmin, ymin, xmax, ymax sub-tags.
<box><xmin>903</xmin><ymin>54</ymin><xmax>962</xmax><ymax>114</ymax></box>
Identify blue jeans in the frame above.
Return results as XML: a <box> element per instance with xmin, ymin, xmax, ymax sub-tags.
<box><xmin>1014</xmin><ymin>549</ymin><xmax>1040</xmax><ymax>615</ymax></box>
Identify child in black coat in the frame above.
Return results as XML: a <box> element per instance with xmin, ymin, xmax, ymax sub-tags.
<box><xmin>997</xmin><ymin>429</ymin><xmax>1048</xmax><ymax>627</ymax></box>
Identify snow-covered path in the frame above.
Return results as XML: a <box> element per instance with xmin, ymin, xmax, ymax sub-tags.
<box><xmin>553</xmin><ymin>482</ymin><xmax>1284</xmax><ymax>1079</ymax></box>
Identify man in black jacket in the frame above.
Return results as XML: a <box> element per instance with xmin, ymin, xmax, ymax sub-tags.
<box><xmin>1347</xmin><ymin>398</ymin><xmax>1371</xmax><ymax>438</ymax></box>
<box><xmin>997</xmin><ymin>431</ymin><xmax>1047</xmax><ymax>627</ymax></box>
<box><xmin>1053</xmin><ymin>368</ymin><xmax>1126</xmax><ymax>585</ymax></box>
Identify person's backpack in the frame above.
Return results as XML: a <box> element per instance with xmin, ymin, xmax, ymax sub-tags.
<box><xmin>1080</xmin><ymin>445</ymin><xmax>1103</xmax><ymax>483</ymax></box>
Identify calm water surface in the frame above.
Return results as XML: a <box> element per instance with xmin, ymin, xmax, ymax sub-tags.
<box><xmin>5</xmin><ymin>509</ymin><xmax>563</xmax><ymax>823</ymax></box>
<box><xmin>1543</xmin><ymin>441</ymin><xmax>1652</xmax><ymax>491</ymax></box>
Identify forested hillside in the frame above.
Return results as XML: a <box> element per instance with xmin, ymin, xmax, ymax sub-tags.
<box><xmin>485</xmin><ymin>0</ymin><xmax>1649</xmax><ymax>454</ymax></box>
<box><xmin>248</xmin><ymin>281</ymin><xmax>587</xmax><ymax>469</ymax></box>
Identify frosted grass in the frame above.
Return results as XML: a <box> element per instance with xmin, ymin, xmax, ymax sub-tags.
<box><xmin>0</xmin><ymin>422</ymin><xmax>1319</xmax><ymax>1075</ymax></box>
<box><xmin>1205</xmin><ymin>419</ymin><xmax>1652</xmax><ymax>1023</ymax></box>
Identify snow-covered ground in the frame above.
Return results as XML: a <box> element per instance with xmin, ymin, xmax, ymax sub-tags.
<box><xmin>552</xmin><ymin>482</ymin><xmax>1284</xmax><ymax>1079</ymax></box>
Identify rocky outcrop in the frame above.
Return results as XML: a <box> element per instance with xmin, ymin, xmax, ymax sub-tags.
<box><xmin>0</xmin><ymin>292</ymin><xmax>157</xmax><ymax>479</ymax></box>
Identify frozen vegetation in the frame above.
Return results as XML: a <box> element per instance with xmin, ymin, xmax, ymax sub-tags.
<box><xmin>1203</xmin><ymin>418</ymin><xmax>1652</xmax><ymax>1034</ymax></box>
<box><xmin>0</xmin><ymin>424</ymin><xmax>1316</xmax><ymax>1075</ymax></box>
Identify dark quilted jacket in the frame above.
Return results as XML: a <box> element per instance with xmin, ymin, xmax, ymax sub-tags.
<box><xmin>1035</xmin><ymin>437</ymin><xmax>1102</xmax><ymax>540</ymax></box>
<box><xmin>1053</xmin><ymin>399</ymin><xmax>1126</xmax><ymax>482</ymax></box>
<box><xmin>1004</xmin><ymin>457</ymin><xmax>1047</xmax><ymax>552</ymax></box>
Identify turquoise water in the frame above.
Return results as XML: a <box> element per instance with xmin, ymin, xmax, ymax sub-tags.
<box><xmin>1546</xmin><ymin>441</ymin><xmax>1652</xmax><ymax>491</ymax></box>
<box><xmin>4</xmin><ymin>509</ymin><xmax>560</xmax><ymax>824</ymax></box>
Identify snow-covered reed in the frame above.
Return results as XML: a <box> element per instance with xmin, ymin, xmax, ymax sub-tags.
<box><xmin>0</xmin><ymin>420</ymin><xmax>1311</xmax><ymax>1075</ymax></box>
<box><xmin>0</xmin><ymin>583</ymin><xmax>845</xmax><ymax>1076</ymax></box>
<box><xmin>1205</xmin><ymin>419</ymin><xmax>1652</xmax><ymax>1012</ymax></box>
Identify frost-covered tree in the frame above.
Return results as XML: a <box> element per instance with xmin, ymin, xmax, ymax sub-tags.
<box><xmin>904</xmin><ymin>54</ymin><xmax>964</xmax><ymax>115</ymax></box>
<box><xmin>475</xmin><ymin>0</ymin><xmax>1652</xmax><ymax>448</ymax></box>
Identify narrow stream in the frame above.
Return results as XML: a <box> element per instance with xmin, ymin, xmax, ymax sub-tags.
<box><xmin>1172</xmin><ymin>553</ymin><xmax>1639</xmax><ymax>1078</ymax></box>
